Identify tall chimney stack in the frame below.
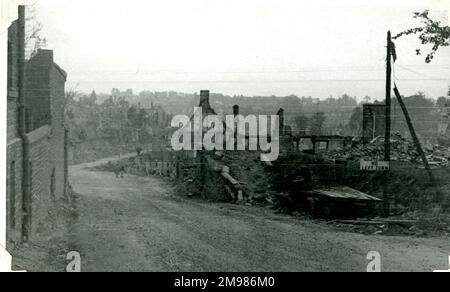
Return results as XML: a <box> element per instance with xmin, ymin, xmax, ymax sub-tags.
<box><xmin>200</xmin><ymin>90</ymin><xmax>210</xmax><ymax>107</ymax></box>
<box><xmin>277</xmin><ymin>108</ymin><xmax>285</xmax><ymax>135</ymax></box>
<box><xmin>233</xmin><ymin>105</ymin><xmax>239</xmax><ymax>117</ymax></box>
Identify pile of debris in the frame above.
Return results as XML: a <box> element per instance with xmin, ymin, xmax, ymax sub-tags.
<box><xmin>326</xmin><ymin>133</ymin><xmax>450</xmax><ymax>167</ymax></box>
<box><xmin>328</xmin><ymin>212</ymin><xmax>450</xmax><ymax>237</ymax></box>
<box><xmin>223</xmin><ymin>150</ymin><xmax>271</xmax><ymax>202</ymax></box>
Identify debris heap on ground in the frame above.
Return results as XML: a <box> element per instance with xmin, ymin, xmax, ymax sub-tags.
<box><xmin>326</xmin><ymin>133</ymin><xmax>450</xmax><ymax>167</ymax></box>
<box><xmin>329</xmin><ymin>212</ymin><xmax>450</xmax><ymax>237</ymax></box>
<box><xmin>223</xmin><ymin>151</ymin><xmax>271</xmax><ymax>203</ymax></box>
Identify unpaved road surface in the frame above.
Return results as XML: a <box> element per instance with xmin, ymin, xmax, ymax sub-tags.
<box><xmin>69</xmin><ymin>160</ymin><xmax>450</xmax><ymax>272</ymax></box>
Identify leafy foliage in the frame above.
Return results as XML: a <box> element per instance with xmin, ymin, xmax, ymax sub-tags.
<box><xmin>393</xmin><ymin>10</ymin><xmax>450</xmax><ymax>63</ymax></box>
<box><xmin>25</xmin><ymin>7</ymin><xmax>47</xmax><ymax>59</ymax></box>
<box><xmin>436</xmin><ymin>96</ymin><xmax>449</xmax><ymax>108</ymax></box>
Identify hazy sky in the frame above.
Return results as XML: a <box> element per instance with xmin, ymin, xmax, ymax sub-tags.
<box><xmin>33</xmin><ymin>0</ymin><xmax>450</xmax><ymax>100</ymax></box>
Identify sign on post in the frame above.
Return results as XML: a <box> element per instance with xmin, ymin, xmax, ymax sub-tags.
<box><xmin>360</xmin><ymin>159</ymin><xmax>390</xmax><ymax>171</ymax></box>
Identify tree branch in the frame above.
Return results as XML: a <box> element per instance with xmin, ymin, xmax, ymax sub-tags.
<box><xmin>393</xmin><ymin>10</ymin><xmax>450</xmax><ymax>63</ymax></box>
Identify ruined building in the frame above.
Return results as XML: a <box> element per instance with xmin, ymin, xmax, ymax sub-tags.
<box><xmin>6</xmin><ymin>8</ymin><xmax>68</xmax><ymax>245</ymax></box>
<box><xmin>362</xmin><ymin>104</ymin><xmax>386</xmax><ymax>143</ymax></box>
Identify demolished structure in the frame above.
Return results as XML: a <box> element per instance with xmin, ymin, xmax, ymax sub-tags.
<box><xmin>325</xmin><ymin>132</ymin><xmax>450</xmax><ymax>168</ymax></box>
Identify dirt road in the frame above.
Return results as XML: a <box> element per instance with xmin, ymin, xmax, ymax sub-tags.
<box><xmin>68</xmin><ymin>160</ymin><xmax>450</xmax><ymax>272</ymax></box>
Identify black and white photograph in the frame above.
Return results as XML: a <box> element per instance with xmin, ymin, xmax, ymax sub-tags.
<box><xmin>0</xmin><ymin>0</ymin><xmax>449</xmax><ymax>276</ymax></box>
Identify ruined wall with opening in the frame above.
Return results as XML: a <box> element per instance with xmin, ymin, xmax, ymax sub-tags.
<box><xmin>363</xmin><ymin>104</ymin><xmax>386</xmax><ymax>143</ymax></box>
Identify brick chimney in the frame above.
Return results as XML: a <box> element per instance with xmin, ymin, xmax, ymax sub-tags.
<box><xmin>200</xmin><ymin>90</ymin><xmax>210</xmax><ymax>108</ymax></box>
<box><xmin>233</xmin><ymin>105</ymin><xmax>239</xmax><ymax>117</ymax></box>
<box><xmin>197</xmin><ymin>90</ymin><xmax>217</xmax><ymax>116</ymax></box>
<box><xmin>277</xmin><ymin>108</ymin><xmax>285</xmax><ymax>135</ymax></box>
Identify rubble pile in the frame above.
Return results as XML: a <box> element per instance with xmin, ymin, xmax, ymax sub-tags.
<box><xmin>223</xmin><ymin>151</ymin><xmax>271</xmax><ymax>202</ymax></box>
<box><xmin>326</xmin><ymin>133</ymin><xmax>450</xmax><ymax>167</ymax></box>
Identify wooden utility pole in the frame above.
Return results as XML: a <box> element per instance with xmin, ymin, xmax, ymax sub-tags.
<box><xmin>17</xmin><ymin>5</ymin><xmax>33</xmax><ymax>241</ymax></box>
<box><xmin>393</xmin><ymin>86</ymin><xmax>435</xmax><ymax>183</ymax></box>
<box><xmin>385</xmin><ymin>31</ymin><xmax>392</xmax><ymax>162</ymax></box>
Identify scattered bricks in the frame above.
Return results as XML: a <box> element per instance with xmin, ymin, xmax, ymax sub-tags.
<box><xmin>326</xmin><ymin>132</ymin><xmax>450</xmax><ymax>168</ymax></box>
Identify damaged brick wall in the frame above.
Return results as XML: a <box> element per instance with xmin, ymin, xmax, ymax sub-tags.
<box><xmin>49</xmin><ymin>58</ymin><xmax>68</xmax><ymax>198</ymax></box>
<box><xmin>362</xmin><ymin>104</ymin><xmax>385</xmax><ymax>143</ymax></box>
<box><xmin>6</xmin><ymin>42</ymin><xmax>68</xmax><ymax>243</ymax></box>
<box><xmin>26</xmin><ymin>126</ymin><xmax>53</xmax><ymax>235</ymax></box>
<box><xmin>24</xmin><ymin>51</ymin><xmax>52</xmax><ymax>131</ymax></box>
<box><xmin>24</xmin><ymin>50</ymin><xmax>68</xmax><ymax>237</ymax></box>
